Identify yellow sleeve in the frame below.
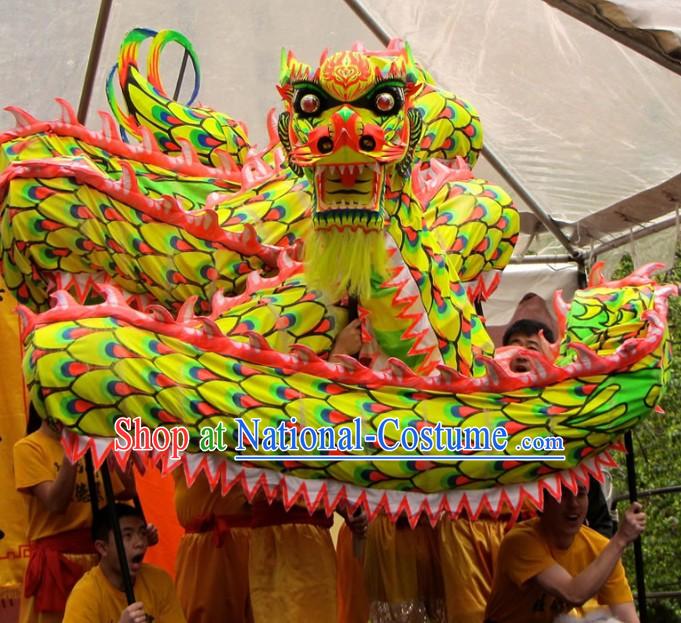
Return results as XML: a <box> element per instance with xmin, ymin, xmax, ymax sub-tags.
<box><xmin>63</xmin><ymin>574</ymin><xmax>101</xmax><ymax>623</ymax></box>
<box><xmin>597</xmin><ymin>559</ymin><xmax>634</xmax><ymax>605</ymax></box>
<box><xmin>154</xmin><ymin>567</ymin><xmax>187</xmax><ymax>623</ymax></box>
<box><xmin>13</xmin><ymin>437</ymin><xmax>55</xmax><ymax>491</ymax></box>
<box><xmin>499</xmin><ymin>525</ymin><xmax>557</xmax><ymax>588</ymax></box>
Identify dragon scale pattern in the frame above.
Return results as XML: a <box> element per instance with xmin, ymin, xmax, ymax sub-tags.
<box><xmin>0</xmin><ymin>29</ymin><xmax>674</xmax><ymax>521</ymax></box>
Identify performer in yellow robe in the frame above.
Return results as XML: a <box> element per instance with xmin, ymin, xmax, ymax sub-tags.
<box><xmin>361</xmin><ymin>514</ymin><xmax>444</xmax><ymax>623</ymax></box>
<box><xmin>248</xmin><ymin>496</ymin><xmax>337</xmax><ymax>623</ymax></box>
<box><xmin>13</xmin><ymin>413</ymin><xmax>130</xmax><ymax>623</ymax></box>
<box><xmin>438</xmin><ymin>514</ymin><xmax>509</xmax><ymax>623</ymax></box>
<box><xmin>173</xmin><ymin>470</ymin><xmax>252</xmax><ymax>623</ymax></box>
<box><xmin>336</xmin><ymin>522</ymin><xmax>369</xmax><ymax>623</ymax></box>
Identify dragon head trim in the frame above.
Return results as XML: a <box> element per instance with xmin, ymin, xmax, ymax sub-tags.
<box><xmin>277</xmin><ymin>42</ymin><xmax>423</xmax><ymax>234</ymax></box>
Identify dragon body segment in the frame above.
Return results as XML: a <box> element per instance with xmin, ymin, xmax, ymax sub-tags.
<box><xmin>0</xmin><ymin>30</ymin><xmax>674</xmax><ymax>522</ymax></box>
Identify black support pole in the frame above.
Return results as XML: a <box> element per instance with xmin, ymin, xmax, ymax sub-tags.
<box><xmin>101</xmin><ymin>460</ymin><xmax>136</xmax><ymax>605</ymax></box>
<box><xmin>84</xmin><ymin>452</ymin><xmax>100</xmax><ymax>539</ymax></box>
<box><xmin>624</xmin><ymin>431</ymin><xmax>647</xmax><ymax>622</ymax></box>
<box><xmin>77</xmin><ymin>0</ymin><xmax>113</xmax><ymax>124</ymax></box>
<box><xmin>173</xmin><ymin>49</ymin><xmax>191</xmax><ymax>102</ymax></box>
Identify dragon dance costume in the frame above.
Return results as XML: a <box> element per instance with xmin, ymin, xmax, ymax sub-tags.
<box><xmin>0</xmin><ymin>27</ymin><xmax>675</xmax><ymax>623</ymax></box>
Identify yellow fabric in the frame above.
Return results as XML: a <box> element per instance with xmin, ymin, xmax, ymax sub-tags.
<box><xmin>173</xmin><ymin>471</ymin><xmax>250</xmax><ymax>525</ymax></box>
<box><xmin>336</xmin><ymin>523</ymin><xmax>369</xmax><ymax>623</ymax></box>
<box><xmin>249</xmin><ymin>522</ymin><xmax>336</xmax><ymax>623</ymax></box>
<box><xmin>14</xmin><ymin>429</ymin><xmax>124</xmax><ymax>623</ymax></box>
<box><xmin>485</xmin><ymin>518</ymin><xmax>633</xmax><ymax>623</ymax></box>
<box><xmin>363</xmin><ymin>515</ymin><xmax>444</xmax><ymax>623</ymax></box>
<box><xmin>13</xmin><ymin>430</ymin><xmax>104</xmax><ymax>541</ymax></box>
<box><xmin>18</xmin><ymin>554</ymin><xmax>97</xmax><ymax>623</ymax></box>
<box><xmin>173</xmin><ymin>472</ymin><xmax>251</xmax><ymax>623</ymax></box>
<box><xmin>0</xmin><ymin>280</ymin><xmax>29</xmax><ymax>602</ymax></box>
<box><xmin>438</xmin><ymin>517</ymin><xmax>508</xmax><ymax>623</ymax></box>
<box><xmin>63</xmin><ymin>563</ymin><xmax>186</xmax><ymax>623</ymax></box>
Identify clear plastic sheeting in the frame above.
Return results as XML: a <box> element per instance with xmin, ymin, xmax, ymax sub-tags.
<box><xmin>0</xmin><ymin>3</ymin><xmax>101</xmax><ymax>121</ymax></box>
<box><xmin>361</xmin><ymin>0</ymin><xmax>681</xmax><ymax>232</ymax></box>
<box><xmin>0</xmin><ymin>0</ymin><xmax>381</xmax><ymax>147</ymax></box>
<box><xmin>483</xmin><ymin>263</ymin><xmax>579</xmax><ymax>342</ymax></box>
<box><xmin>1</xmin><ymin>0</ymin><xmax>679</xmax><ymax>267</ymax></box>
<box><xmin>598</xmin><ymin>217</ymin><xmax>680</xmax><ymax>279</ymax></box>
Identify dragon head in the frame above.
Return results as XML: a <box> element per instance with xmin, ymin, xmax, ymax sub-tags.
<box><xmin>277</xmin><ymin>43</ymin><xmax>423</xmax><ymax>233</ymax></box>
<box><xmin>277</xmin><ymin>43</ymin><xmax>423</xmax><ymax>300</ymax></box>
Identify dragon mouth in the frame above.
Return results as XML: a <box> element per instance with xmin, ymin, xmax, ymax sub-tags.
<box><xmin>313</xmin><ymin>163</ymin><xmax>384</xmax><ymax>229</ymax></box>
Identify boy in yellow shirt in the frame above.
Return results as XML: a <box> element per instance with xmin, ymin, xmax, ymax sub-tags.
<box><xmin>13</xmin><ymin>409</ymin><xmax>135</xmax><ymax>623</ymax></box>
<box><xmin>64</xmin><ymin>504</ymin><xmax>185</xmax><ymax>623</ymax></box>
<box><xmin>484</xmin><ymin>484</ymin><xmax>644</xmax><ymax>623</ymax></box>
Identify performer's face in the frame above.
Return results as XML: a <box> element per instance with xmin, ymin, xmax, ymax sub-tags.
<box><xmin>506</xmin><ymin>331</ymin><xmax>550</xmax><ymax>372</ymax></box>
<box><xmin>542</xmin><ymin>484</ymin><xmax>589</xmax><ymax>539</ymax></box>
<box><xmin>506</xmin><ymin>331</ymin><xmax>543</xmax><ymax>353</ymax></box>
<box><xmin>98</xmin><ymin>515</ymin><xmax>148</xmax><ymax>580</ymax></box>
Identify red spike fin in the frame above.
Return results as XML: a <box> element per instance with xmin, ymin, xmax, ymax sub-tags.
<box><xmin>98</xmin><ymin>111</ymin><xmax>123</xmax><ymax>142</ymax></box>
<box><xmin>177</xmin><ymin>138</ymin><xmax>200</xmax><ymax>166</ymax></box>
<box><xmin>385</xmin><ymin>358</ymin><xmax>418</xmax><ymax>382</ymax></box>
<box><xmin>288</xmin><ymin>344</ymin><xmax>319</xmax><ymax>365</ymax></box>
<box><xmin>552</xmin><ymin>290</ymin><xmax>569</xmax><ymax>337</ymax></box>
<box><xmin>177</xmin><ymin>296</ymin><xmax>198</xmax><ymax>323</ymax></box>
<box><xmin>50</xmin><ymin>290</ymin><xmax>79</xmax><ymax>309</ymax></box>
<box><xmin>95</xmin><ymin>283</ymin><xmax>130</xmax><ymax>307</ymax></box>
<box><xmin>213</xmin><ymin>148</ymin><xmax>238</xmax><ymax>173</ymax></box>
<box><xmin>54</xmin><ymin>98</ymin><xmax>80</xmax><ymax>125</ymax></box>
<box><xmin>145</xmin><ymin>305</ymin><xmax>175</xmax><ymax>323</ymax></box>
<box><xmin>139</xmin><ymin>126</ymin><xmax>159</xmax><ymax>153</ymax></box>
<box><xmin>588</xmin><ymin>261</ymin><xmax>606</xmax><ymax>287</ymax></box>
<box><xmin>118</xmin><ymin>161</ymin><xmax>139</xmax><ymax>195</ymax></box>
<box><xmin>435</xmin><ymin>365</ymin><xmax>467</xmax><ymax>385</ymax></box>
<box><xmin>4</xmin><ymin>105</ymin><xmax>39</xmax><ymax>128</ymax></box>
<box><xmin>245</xmin><ymin>331</ymin><xmax>271</xmax><ymax>351</ymax></box>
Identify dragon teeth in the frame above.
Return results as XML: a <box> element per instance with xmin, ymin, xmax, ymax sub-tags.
<box><xmin>320</xmin><ymin>163</ymin><xmax>375</xmax><ymax>177</ymax></box>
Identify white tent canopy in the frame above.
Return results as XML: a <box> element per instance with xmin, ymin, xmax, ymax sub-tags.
<box><xmin>1</xmin><ymin>0</ymin><xmax>680</xmax><ymax>324</ymax></box>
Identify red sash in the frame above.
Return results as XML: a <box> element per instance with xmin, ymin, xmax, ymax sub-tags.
<box><xmin>184</xmin><ymin>512</ymin><xmax>252</xmax><ymax>547</ymax></box>
<box><xmin>251</xmin><ymin>503</ymin><xmax>333</xmax><ymax>529</ymax></box>
<box><xmin>24</xmin><ymin>528</ymin><xmax>95</xmax><ymax>613</ymax></box>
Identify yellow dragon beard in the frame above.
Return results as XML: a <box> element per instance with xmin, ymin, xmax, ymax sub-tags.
<box><xmin>304</xmin><ymin>227</ymin><xmax>387</xmax><ymax>302</ymax></box>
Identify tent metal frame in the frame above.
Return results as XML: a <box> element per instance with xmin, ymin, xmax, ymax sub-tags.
<box><xmin>343</xmin><ymin>0</ymin><xmax>585</xmax><ymax>270</ymax></box>
<box><xmin>543</xmin><ymin>0</ymin><xmax>681</xmax><ymax>78</ymax></box>
<box><xmin>343</xmin><ymin>0</ymin><xmax>681</xmax><ymax>274</ymax></box>
<box><xmin>77</xmin><ymin>0</ymin><xmax>112</xmax><ymax>124</ymax></box>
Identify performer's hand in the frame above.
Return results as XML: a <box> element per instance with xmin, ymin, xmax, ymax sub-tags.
<box><xmin>119</xmin><ymin>601</ymin><xmax>147</xmax><ymax>623</ymax></box>
<box><xmin>60</xmin><ymin>455</ymin><xmax>78</xmax><ymax>473</ymax></box>
<box><xmin>617</xmin><ymin>502</ymin><xmax>646</xmax><ymax>545</ymax></box>
<box><xmin>345</xmin><ymin>507</ymin><xmax>368</xmax><ymax>538</ymax></box>
<box><xmin>331</xmin><ymin>319</ymin><xmax>362</xmax><ymax>356</ymax></box>
<box><xmin>146</xmin><ymin>523</ymin><xmax>159</xmax><ymax>546</ymax></box>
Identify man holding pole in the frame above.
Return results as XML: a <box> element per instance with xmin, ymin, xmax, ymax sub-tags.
<box><xmin>63</xmin><ymin>504</ymin><xmax>185</xmax><ymax>623</ymax></box>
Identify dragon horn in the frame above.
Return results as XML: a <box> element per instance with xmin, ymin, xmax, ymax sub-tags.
<box><xmin>279</xmin><ymin>48</ymin><xmax>311</xmax><ymax>85</ymax></box>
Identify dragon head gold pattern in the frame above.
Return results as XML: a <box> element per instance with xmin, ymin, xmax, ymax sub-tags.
<box><xmin>277</xmin><ymin>44</ymin><xmax>423</xmax><ymax>233</ymax></box>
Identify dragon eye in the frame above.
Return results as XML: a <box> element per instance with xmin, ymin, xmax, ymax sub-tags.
<box><xmin>299</xmin><ymin>93</ymin><xmax>321</xmax><ymax>114</ymax></box>
<box><xmin>375</xmin><ymin>91</ymin><xmax>396</xmax><ymax>113</ymax></box>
